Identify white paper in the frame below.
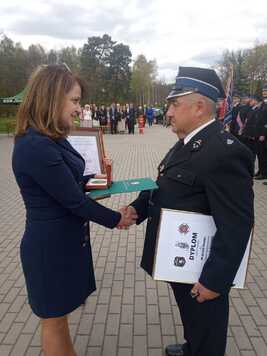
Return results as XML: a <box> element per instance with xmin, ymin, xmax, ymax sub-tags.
<box><xmin>68</xmin><ymin>135</ymin><xmax>101</xmax><ymax>175</ymax></box>
<box><xmin>153</xmin><ymin>209</ymin><xmax>251</xmax><ymax>289</ymax></box>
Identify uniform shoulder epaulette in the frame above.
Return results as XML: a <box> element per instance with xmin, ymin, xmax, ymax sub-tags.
<box><xmin>216</xmin><ymin>129</ymin><xmax>239</xmax><ymax>149</ymax></box>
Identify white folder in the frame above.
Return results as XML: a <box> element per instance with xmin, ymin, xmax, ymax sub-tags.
<box><xmin>152</xmin><ymin>209</ymin><xmax>252</xmax><ymax>289</ymax></box>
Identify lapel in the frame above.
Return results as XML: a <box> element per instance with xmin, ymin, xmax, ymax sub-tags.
<box><xmin>57</xmin><ymin>138</ymin><xmax>85</xmax><ymax>164</ymax></box>
<box><xmin>163</xmin><ymin>120</ymin><xmax>222</xmax><ymax>172</ymax></box>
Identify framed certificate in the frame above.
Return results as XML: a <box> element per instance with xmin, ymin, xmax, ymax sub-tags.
<box><xmin>153</xmin><ymin>208</ymin><xmax>252</xmax><ymax>289</ymax></box>
<box><xmin>68</xmin><ymin>128</ymin><xmax>106</xmax><ymax>175</ymax></box>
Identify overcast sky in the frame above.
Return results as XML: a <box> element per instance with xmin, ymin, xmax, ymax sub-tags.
<box><xmin>1</xmin><ymin>0</ymin><xmax>267</xmax><ymax>82</ymax></box>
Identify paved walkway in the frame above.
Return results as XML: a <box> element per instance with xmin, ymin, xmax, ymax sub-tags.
<box><xmin>0</xmin><ymin>126</ymin><xmax>267</xmax><ymax>356</ymax></box>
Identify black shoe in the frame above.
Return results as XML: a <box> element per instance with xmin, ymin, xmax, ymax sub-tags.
<box><xmin>254</xmin><ymin>175</ymin><xmax>267</xmax><ymax>180</ymax></box>
<box><xmin>263</xmin><ymin>182</ymin><xmax>267</xmax><ymax>185</ymax></box>
<box><xmin>165</xmin><ymin>344</ymin><xmax>185</xmax><ymax>356</ymax></box>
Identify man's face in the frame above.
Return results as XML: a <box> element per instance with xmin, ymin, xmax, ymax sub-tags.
<box><xmin>262</xmin><ymin>90</ymin><xmax>267</xmax><ymax>100</ymax></box>
<box><xmin>166</xmin><ymin>95</ymin><xmax>196</xmax><ymax>137</ymax></box>
<box><xmin>241</xmin><ymin>97</ymin><xmax>250</xmax><ymax>105</ymax></box>
<box><xmin>233</xmin><ymin>97</ymin><xmax>240</xmax><ymax>106</ymax></box>
<box><xmin>250</xmin><ymin>99</ymin><xmax>257</xmax><ymax>107</ymax></box>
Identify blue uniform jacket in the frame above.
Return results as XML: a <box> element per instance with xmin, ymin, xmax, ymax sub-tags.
<box><xmin>12</xmin><ymin>127</ymin><xmax>121</xmax><ymax>317</ymax></box>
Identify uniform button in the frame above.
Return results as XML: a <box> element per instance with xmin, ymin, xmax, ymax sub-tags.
<box><xmin>82</xmin><ymin>242</ymin><xmax>86</xmax><ymax>247</ymax></box>
<box><xmin>159</xmin><ymin>173</ymin><xmax>163</xmax><ymax>177</ymax></box>
<box><xmin>177</xmin><ymin>174</ymin><xmax>182</xmax><ymax>178</ymax></box>
<box><xmin>148</xmin><ymin>217</ymin><xmax>152</xmax><ymax>222</ymax></box>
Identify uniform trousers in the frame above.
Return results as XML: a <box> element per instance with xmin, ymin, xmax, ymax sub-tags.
<box><xmin>128</xmin><ymin>120</ymin><xmax>135</xmax><ymax>134</ymax></box>
<box><xmin>110</xmin><ymin>120</ymin><xmax>117</xmax><ymax>134</ymax></box>
<box><xmin>256</xmin><ymin>141</ymin><xmax>267</xmax><ymax>176</ymax></box>
<box><xmin>170</xmin><ymin>283</ymin><xmax>229</xmax><ymax>356</ymax></box>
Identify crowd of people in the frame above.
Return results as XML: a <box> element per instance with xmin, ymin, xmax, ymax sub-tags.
<box><xmin>219</xmin><ymin>87</ymin><xmax>267</xmax><ymax>183</ymax></box>
<box><xmin>79</xmin><ymin>102</ymin><xmax>166</xmax><ymax>134</ymax></box>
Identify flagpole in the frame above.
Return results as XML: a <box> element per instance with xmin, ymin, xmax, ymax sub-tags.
<box><xmin>222</xmin><ymin>65</ymin><xmax>234</xmax><ymax>130</ymax></box>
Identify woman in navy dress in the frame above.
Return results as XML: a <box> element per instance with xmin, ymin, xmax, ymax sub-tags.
<box><xmin>12</xmin><ymin>65</ymin><xmax>136</xmax><ymax>356</ymax></box>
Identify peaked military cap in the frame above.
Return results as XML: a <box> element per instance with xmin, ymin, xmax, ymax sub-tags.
<box><xmin>167</xmin><ymin>66</ymin><xmax>226</xmax><ymax>102</ymax></box>
<box><xmin>262</xmin><ymin>84</ymin><xmax>267</xmax><ymax>91</ymax></box>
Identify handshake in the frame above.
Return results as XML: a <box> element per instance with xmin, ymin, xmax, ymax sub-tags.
<box><xmin>117</xmin><ymin>206</ymin><xmax>138</xmax><ymax>229</ymax></box>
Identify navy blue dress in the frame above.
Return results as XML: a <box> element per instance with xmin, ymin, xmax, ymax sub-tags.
<box><xmin>12</xmin><ymin>128</ymin><xmax>120</xmax><ymax>318</ymax></box>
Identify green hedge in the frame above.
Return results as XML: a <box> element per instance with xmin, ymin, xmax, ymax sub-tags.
<box><xmin>0</xmin><ymin>117</ymin><xmax>16</xmax><ymax>134</ymax></box>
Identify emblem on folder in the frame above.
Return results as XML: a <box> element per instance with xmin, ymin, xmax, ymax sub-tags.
<box><xmin>174</xmin><ymin>256</ymin><xmax>186</xmax><ymax>267</ymax></box>
<box><xmin>176</xmin><ymin>242</ymin><xmax>189</xmax><ymax>250</ymax></box>
<box><xmin>179</xmin><ymin>223</ymin><xmax>190</xmax><ymax>234</ymax></box>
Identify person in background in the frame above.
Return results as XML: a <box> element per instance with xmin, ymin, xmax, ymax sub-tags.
<box><xmin>146</xmin><ymin>105</ymin><xmax>154</xmax><ymax>127</ymax></box>
<box><xmin>81</xmin><ymin>104</ymin><xmax>92</xmax><ymax>128</ymax></box>
<box><xmin>236</xmin><ymin>95</ymin><xmax>251</xmax><ymax>143</ymax></box>
<box><xmin>12</xmin><ymin>65</ymin><xmax>136</xmax><ymax>356</ymax></box>
<box><xmin>127</xmin><ymin>103</ymin><xmax>136</xmax><ymax>134</ymax></box>
<box><xmin>242</xmin><ymin>96</ymin><xmax>261</xmax><ymax>167</ymax></box>
<box><xmin>256</xmin><ymin>84</ymin><xmax>267</xmax><ymax>182</ymax></box>
<box><xmin>229</xmin><ymin>94</ymin><xmax>241</xmax><ymax>136</ymax></box>
<box><xmin>109</xmin><ymin>102</ymin><xmax>118</xmax><ymax>134</ymax></box>
<box><xmin>98</xmin><ymin>104</ymin><xmax>108</xmax><ymax>128</ymax></box>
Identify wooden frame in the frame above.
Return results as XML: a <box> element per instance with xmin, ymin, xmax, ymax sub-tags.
<box><xmin>69</xmin><ymin>127</ymin><xmax>106</xmax><ymax>174</ymax></box>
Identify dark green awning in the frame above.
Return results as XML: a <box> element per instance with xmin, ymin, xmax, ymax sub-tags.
<box><xmin>0</xmin><ymin>89</ymin><xmax>25</xmax><ymax>104</ymax></box>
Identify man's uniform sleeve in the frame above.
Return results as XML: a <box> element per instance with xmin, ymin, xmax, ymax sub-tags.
<box><xmin>130</xmin><ymin>190</ymin><xmax>151</xmax><ymax>224</ymax></box>
<box><xmin>199</xmin><ymin>141</ymin><xmax>254</xmax><ymax>294</ymax></box>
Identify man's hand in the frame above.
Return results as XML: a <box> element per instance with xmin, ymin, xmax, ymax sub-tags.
<box><xmin>259</xmin><ymin>136</ymin><xmax>265</xmax><ymax>142</ymax></box>
<box><xmin>191</xmin><ymin>282</ymin><xmax>220</xmax><ymax>303</ymax></box>
<box><xmin>117</xmin><ymin>205</ymin><xmax>138</xmax><ymax>229</ymax></box>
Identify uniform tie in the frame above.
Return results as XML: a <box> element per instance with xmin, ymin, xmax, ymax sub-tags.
<box><xmin>173</xmin><ymin>138</ymin><xmax>184</xmax><ymax>151</ymax></box>
<box><xmin>163</xmin><ymin>139</ymin><xmax>184</xmax><ymax>167</ymax></box>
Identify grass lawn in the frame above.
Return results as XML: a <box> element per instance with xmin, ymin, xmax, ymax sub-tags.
<box><xmin>0</xmin><ymin>117</ymin><xmax>81</xmax><ymax>134</ymax></box>
<box><xmin>0</xmin><ymin>117</ymin><xmax>16</xmax><ymax>134</ymax></box>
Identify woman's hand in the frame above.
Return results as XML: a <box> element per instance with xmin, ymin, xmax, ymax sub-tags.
<box><xmin>117</xmin><ymin>206</ymin><xmax>138</xmax><ymax>229</ymax></box>
<box><xmin>94</xmin><ymin>174</ymin><xmax>107</xmax><ymax>179</ymax></box>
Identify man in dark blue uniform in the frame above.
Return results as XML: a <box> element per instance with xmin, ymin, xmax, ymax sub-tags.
<box><xmin>229</xmin><ymin>93</ymin><xmax>241</xmax><ymax>136</ymax></box>
<box><xmin>127</xmin><ymin>103</ymin><xmax>136</xmax><ymax>134</ymax></box>
<box><xmin>242</xmin><ymin>96</ymin><xmax>261</xmax><ymax>163</ymax></box>
<box><xmin>123</xmin><ymin>67</ymin><xmax>254</xmax><ymax>356</ymax></box>
<box><xmin>258</xmin><ymin>84</ymin><xmax>267</xmax><ymax>183</ymax></box>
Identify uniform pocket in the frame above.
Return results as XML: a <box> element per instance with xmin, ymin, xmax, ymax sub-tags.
<box><xmin>165</xmin><ymin>168</ymin><xmax>196</xmax><ymax>186</ymax></box>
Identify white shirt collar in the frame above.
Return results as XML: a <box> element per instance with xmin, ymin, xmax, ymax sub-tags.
<box><xmin>184</xmin><ymin>119</ymin><xmax>216</xmax><ymax>145</ymax></box>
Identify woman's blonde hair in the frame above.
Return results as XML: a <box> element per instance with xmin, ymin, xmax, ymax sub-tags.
<box><xmin>15</xmin><ymin>64</ymin><xmax>85</xmax><ymax>139</ymax></box>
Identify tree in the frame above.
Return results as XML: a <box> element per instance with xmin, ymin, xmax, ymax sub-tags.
<box><xmin>106</xmin><ymin>43</ymin><xmax>132</xmax><ymax>102</ymax></box>
<box><xmin>58</xmin><ymin>46</ymin><xmax>80</xmax><ymax>73</ymax></box>
<box><xmin>27</xmin><ymin>44</ymin><xmax>47</xmax><ymax>76</ymax></box>
<box><xmin>47</xmin><ymin>49</ymin><xmax>58</xmax><ymax>65</ymax></box>
<box><xmin>216</xmin><ymin>43</ymin><xmax>267</xmax><ymax>96</ymax></box>
<box><xmin>243</xmin><ymin>43</ymin><xmax>267</xmax><ymax>96</ymax></box>
<box><xmin>216</xmin><ymin>49</ymin><xmax>249</xmax><ymax>95</ymax></box>
<box><xmin>130</xmin><ymin>55</ymin><xmax>158</xmax><ymax>105</ymax></box>
<box><xmin>80</xmin><ymin>34</ymin><xmax>115</xmax><ymax>103</ymax></box>
<box><xmin>0</xmin><ymin>35</ymin><xmax>28</xmax><ymax>96</ymax></box>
